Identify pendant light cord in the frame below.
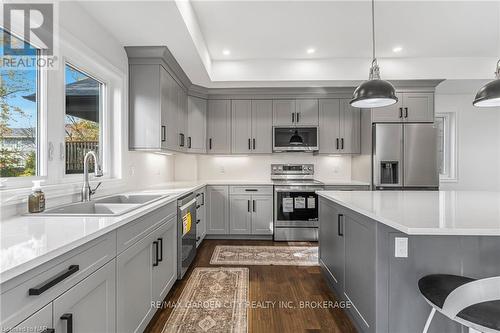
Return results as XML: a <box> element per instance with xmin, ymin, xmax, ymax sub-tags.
<box><xmin>372</xmin><ymin>0</ymin><xmax>376</xmax><ymax>61</ymax></box>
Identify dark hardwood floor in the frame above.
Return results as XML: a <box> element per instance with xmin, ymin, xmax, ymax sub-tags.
<box><xmin>145</xmin><ymin>239</ymin><xmax>357</xmax><ymax>333</ymax></box>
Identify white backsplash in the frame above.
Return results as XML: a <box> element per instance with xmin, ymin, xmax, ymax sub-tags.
<box><xmin>195</xmin><ymin>154</ymin><xmax>352</xmax><ymax>182</ymax></box>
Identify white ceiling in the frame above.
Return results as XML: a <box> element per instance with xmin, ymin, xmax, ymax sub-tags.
<box><xmin>79</xmin><ymin>1</ymin><xmax>500</xmax><ymax>87</ymax></box>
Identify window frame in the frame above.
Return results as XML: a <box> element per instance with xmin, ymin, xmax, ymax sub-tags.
<box><xmin>61</xmin><ymin>59</ymin><xmax>110</xmax><ymax>182</ymax></box>
<box><xmin>435</xmin><ymin>112</ymin><xmax>458</xmax><ymax>182</ymax></box>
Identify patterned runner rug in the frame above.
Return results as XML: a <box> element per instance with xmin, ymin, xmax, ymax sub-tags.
<box><xmin>210</xmin><ymin>245</ymin><xmax>319</xmax><ymax>266</ymax></box>
<box><xmin>162</xmin><ymin>267</ymin><xmax>248</xmax><ymax>333</ymax></box>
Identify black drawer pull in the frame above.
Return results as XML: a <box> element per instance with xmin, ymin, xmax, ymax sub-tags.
<box><xmin>196</xmin><ymin>219</ymin><xmax>201</xmax><ymax>224</ymax></box>
<box><xmin>245</xmin><ymin>189</ymin><xmax>258</xmax><ymax>192</ymax></box>
<box><xmin>41</xmin><ymin>329</ymin><xmax>55</xmax><ymax>333</ymax></box>
<box><xmin>60</xmin><ymin>313</ymin><xmax>73</xmax><ymax>333</ymax></box>
<box><xmin>338</xmin><ymin>214</ymin><xmax>344</xmax><ymax>236</ymax></box>
<box><xmin>29</xmin><ymin>265</ymin><xmax>79</xmax><ymax>296</ymax></box>
<box><xmin>157</xmin><ymin>238</ymin><xmax>163</xmax><ymax>262</ymax></box>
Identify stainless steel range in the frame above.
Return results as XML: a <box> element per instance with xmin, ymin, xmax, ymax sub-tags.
<box><xmin>272</xmin><ymin>164</ymin><xmax>324</xmax><ymax>241</ymax></box>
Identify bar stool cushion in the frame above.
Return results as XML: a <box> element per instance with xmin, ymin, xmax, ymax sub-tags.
<box><xmin>457</xmin><ymin>300</ymin><xmax>500</xmax><ymax>331</ymax></box>
<box><xmin>418</xmin><ymin>274</ymin><xmax>475</xmax><ymax>309</ymax></box>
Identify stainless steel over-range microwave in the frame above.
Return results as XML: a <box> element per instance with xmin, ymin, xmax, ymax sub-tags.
<box><xmin>273</xmin><ymin>127</ymin><xmax>319</xmax><ymax>152</ymax></box>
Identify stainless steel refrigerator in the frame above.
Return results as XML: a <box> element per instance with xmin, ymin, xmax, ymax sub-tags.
<box><xmin>372</xmin><ymin>123</ymin><xmax>439</xmax><ymax>190</ymax></box>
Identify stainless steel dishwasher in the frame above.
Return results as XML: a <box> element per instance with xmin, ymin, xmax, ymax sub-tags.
<box><xmin>177</xmin><ymin>192</ymin><xmax>197</xmax><ymax>279</ymax></box>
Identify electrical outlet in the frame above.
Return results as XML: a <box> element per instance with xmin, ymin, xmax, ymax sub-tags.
<box><xmin>395</xmin><ymin>237</ymin><xmax>408</xmax><ymax>258</ymax></box>
<box><xmin>129</xmin><ymin>166</ymin><xmax>135</xmax><ymax>176</ymax></box>
<box><xmin>219</xmin><ymin>165</ymin><xmax>225</xmax><ymax>174</ymax></box>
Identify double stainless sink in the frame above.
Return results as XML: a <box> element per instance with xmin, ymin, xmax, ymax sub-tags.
<box><xmin>39</xmin><ymin>194</ymin><xmax>169</xmax><ymax>216</ymax></box>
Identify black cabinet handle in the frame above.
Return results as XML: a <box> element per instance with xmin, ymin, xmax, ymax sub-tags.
<box><xmin>153</xmin><ymin>241</ymin><xmax>159</xmax><ymax>267</ymax></box>
<box><xmin>197</xmin><ymin>236</ymin><xmax>201</xmax><ymax>241</ymax></box>
<box><xmin>296</xmin><ymin>112</ymin><xmax>300</xmax><ymax>123</ymax></box>
<box><xmin>60</xmin><ymin>313</ymin><xmax>73</xmax><ymax>333</ymax></box>
<box><xmin>247</xmin><ymin>200</ymin><xmax>251</xmax><ymax>212</ymax></box>
<box><xmin>161</xmin><ymin>126</ymin><xmax>166</xmax><ymax>142</ymax></box>
<box><xmin>253</xmin><ymin>200</ymin><xmax>256</xmax><ymax>212</ymax></box>
<box><xmin>29</xmin><ymin>265</ymin><xmax>79</xmax><ymax>296</ymax></box>
<box><xmin>253</xmin><ymin>138</ymin><xmax>256</xmax><ymax>150</ymax></box>
<box><xmin>338</xmin><ymin>214</ymin><xmax>344</xmax><ymax>236</ymax></box>
<box><xmin>399</xmin><ymin>107</ymin><xmax>403</xmax><ymax>118</ymax></box>
<box><xmin>188</xmin><ymin>136</ymin><xmax>192</xmax><ymax>149</ymax></box>
<box><xmin>248</xmin><ymin>138</ymin><xmax>251</xmax><ymax>150</ymax></box>
<box><xmin>292</xmin><ymin>112</ymin><xmax>295</xmax><ymax>123</ymax></box>
<box><xmin>201</xmin><ymin>193</ymin><xmax>205</xmax><ymax>205</ymax></box>
<box><xmin>245</xmin><ymin>189</ymin><xmax>258</xmax><ymax>192</ymax></box>
<box><xmin>336</xmin><ymin>138</ymin><xmax>339</xmax><ymax>150</ymax></box>
<box><xmin>196</xmin><ymin>219</ymin><xmax>201</xmax><ymax>224</ymax></box>
<box><xmin>41</xmin><ymin>329</ymin><xmax>55</xmax><ymax>333</ymax></box>
<box><xmin>209</xmin><ymin>138</ymin><xmax>212</xmax><ymax>150</ymax></box>
<box><xmin>157</xmin><ymin>238</ymin><xmax>163</xmax><ymax>262</ymax></box>
<box><xmin>341</xmin><ymin>138</ymin><xmax>344</xmax><ymax>150</ymax></box>
<box><xmin>404</xmin><ymin>107</ymin><xmax>408</xmax><ymax>118</ymax></box>
<box><xmin>179</xmin><ymin>133</ymin><xmax>185</xmax><ymax>147</ymax></box>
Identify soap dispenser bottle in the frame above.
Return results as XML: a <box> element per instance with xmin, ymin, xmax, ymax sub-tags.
<box><xmin>28</xmin><ymin>180</ymin><xmax>45</xmax><ymax>213</ymax></box>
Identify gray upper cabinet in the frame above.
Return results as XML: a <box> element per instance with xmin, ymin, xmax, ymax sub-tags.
<box><xmin>207</xmin><ymin>100</ymin><xmax>231</xmax><ymax>154</ymax></box>
<box><xmin>176</xmin><ymin>87</ymin><xmax>188</xmax><ymax>151</ymax></box>
<box><xmin>206</xmin><ymin>185</ymin><xmax>229</xmax><ymax>234</ymax></box>
<box><xmin>319</xmin><ymin>99</ymin><xmax>360</xmax><ymax>154</ymax></box>
<box><xmin>231</xmin><ymin>100</ymin><xmax>252</xmax><ymax>154</ymax></box>
<box><xmin>187</xmin><ymin>96</ymin><xmax>207</xmax><ymax>153</ymax></box>
<box><xmin>295</xmin><ymin>99</ymin><xmax>319</xmax><ymax>125</ymax></box>
<box><xmin>273</xmin><ymin>99</ymin><xmax>319</xmax><ymax>126</ymax></box>
<box><xmin>371</xmin><ymin>92</ymin><xmax>434</xmax><ymax>123</ymax></box>
<box><xmin>273</xmin><ymin>100</ymin><xmax>296</xmax><ymax>125</ymax></box>
<box><xmin>232</xmin><ymin>100</ymin><xmax>273</xmax><ymax>154</ymax></box>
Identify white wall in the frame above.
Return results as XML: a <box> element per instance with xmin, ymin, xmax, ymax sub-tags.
<box><xmin>196</xmin><ymin>154</ymin><xmax>351</xmax><ymax>182</ymax></box>
<box><xmin>436</xmin><ymin>82</ymin><xmax>500</xmax><ymax>191</ymax></box>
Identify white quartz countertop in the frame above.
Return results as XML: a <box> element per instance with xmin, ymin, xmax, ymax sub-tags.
<box><xmin>317</xmin><ymin>190</ymin><xmax>500</xmax><ymax>236</ymax></box>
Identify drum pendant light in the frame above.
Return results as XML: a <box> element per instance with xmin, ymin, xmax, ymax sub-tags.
<box><xmin>473</xmin><ymin>60</ymin><xmax>500</xmax><ymax>107</ymax></box>
<box><xmin>350</xmin><ymin>0</ymin><xmax>398</xmax><ymax>108</ymax></box>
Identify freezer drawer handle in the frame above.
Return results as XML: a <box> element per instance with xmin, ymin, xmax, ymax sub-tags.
<box><xmin>157</xmin><ymin>238</ymin><xmax>163</xmax><ymax>262</ymax></box>
<box><xmin>60</xmin><ymin>313</ymin><xmax>73</xmax><ymax>333</ymax></box>
<box><xmin>29</xmin><ymin>265</ymin><xmax>79</xmax><ymax>296</ymax></box>
<box><xmin>337</xmin><ymin>214</ymin><xmax>344</xmax><ymax>236</ymax></box>
<box><xmin>153</xmin><ymin>241</ymin><xmax>159</xmax><ymax>267</ymax></box>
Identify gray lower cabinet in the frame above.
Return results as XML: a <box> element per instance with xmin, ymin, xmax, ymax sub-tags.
<box><xmin>53</xmin><ymin>259</ymin><xmax>116</xmax><ymax>333</ymax></box>
<box><xmin>151</xmin><ymin>218</ymin><xmax>177</xmax><ymax>303</ymax></box>
<box><xmin>10</xmin><ymin>303</ymin><xmax>53</xmax><ymax>333</ymax></box>
<box><xmin>207</xmin><ymin>100</ymin><xmax>231</xmax><ymax>154</ymax></box>
<box><xmin>251</xmin><ymin>195</ymin><xmax>273</xmax><ymax>235</ymax></box>
<box><xmin>319</xmin><ymin>199</ymin><xmax>344</xmax><ymax>289</ymax></box>
<box><xmin>187</xmin><ymin>96</ymin><xmax>207</xmax><ymax>153</ymax></box>
<box><xmin>371</xmin><ymin>92</ymin><xmax>434</xmax><ymax>123</ymax></box>
<box><xmin>206</xmin><ymin>186</ymin><xmax>230</xmax><ymax>234</ymax></box>
<box><xmin>195</xmin><ymin>187</ymin><xmax>207</xmax><ymax>246</ymax></box>
<box><xmin>229</xmin><ymin>194</ymin><xmax>252</xmax><ymax>234</ymax></box>
<box><xmin>229</xmin><ymin>187</ymin><xmax>273</xmax><ymax>235</ymax></box>
<box><xmin>319</xmin><ymin>99</ymin><xmax>360</xmax><ymax>154</ymax></box>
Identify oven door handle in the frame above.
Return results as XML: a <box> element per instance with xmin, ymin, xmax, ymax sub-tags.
<box><xmin>179</xmin><ymin>198</ymin><xmax>197</xmax><ymax>211</ymax></box>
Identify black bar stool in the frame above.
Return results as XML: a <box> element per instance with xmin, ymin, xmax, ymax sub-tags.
<box><xmin>418</xmin><ymin>274</ymin><xmax>500</xmax><ymax>333</ymax></box>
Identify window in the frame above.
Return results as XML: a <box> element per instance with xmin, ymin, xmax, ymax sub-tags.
<box><xmin>435</xmin><ymin>113</ymin><xmax>457</xmax><ymax>181</ymax></box>
<box><xmin>64</xmin><ymin>64</ymin><xmax>103</xmax><ymax>174</ymax></box>
<box><xmin>0</xmin><ymin>30</ymin><xmax>40</xmax><ymax>177</ymax></box>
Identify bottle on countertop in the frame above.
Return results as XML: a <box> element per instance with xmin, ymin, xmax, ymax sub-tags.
<box><xmin>28</xmin><ymin>180</ymin><xmax>45</xmax><ymax>213</ymax></box>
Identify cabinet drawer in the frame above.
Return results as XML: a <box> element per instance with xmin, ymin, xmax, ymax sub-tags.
<box><xmin>116</xmin><ymin>202</ymin><xmax>176</xmax><ymax>254</ymax></box>
<box><xmin>8</xmin><ymin>303</ymin><xmax>52</xmax><ymax>333</ymax></box>
<box><xmin>230</xmin><ymin>186</ymin><xmax>273</xmax><ymax>195</ymax></box>
<box><xmin>0</xmin><ymin>232</ymin><xmax>115</xmax><ymax>330</ymax></box>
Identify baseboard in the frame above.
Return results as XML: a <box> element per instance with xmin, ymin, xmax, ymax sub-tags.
<box><xmin>204</xmin><ymin>234</ymin><xmax>273</xmax><ymax>240</ymax></box>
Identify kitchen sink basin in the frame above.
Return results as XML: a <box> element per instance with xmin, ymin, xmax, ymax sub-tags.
<box><xmin>40</xmin><ymin>202</ymin><xmax>141</xmax><ymax>216</ymax></box>
<box><xmin>94</xmin><ymin>194</ymin><xmax>166</xmax><ymax>205</ymax></box>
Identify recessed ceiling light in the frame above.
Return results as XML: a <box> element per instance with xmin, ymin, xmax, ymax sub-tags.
<box><xmin>307</xmin><ymin>48</ymin><xmax>316</xmax><ymax>54</ymax></box>
<box><xmin>392</xmin><ymin>46</ymin><xmax>403</xmax><ymax>53</ymax></box>
<box><xmin>222</xmin><ymin>49</ymin><xmax>231</xmax><ymax>56</ymax></box>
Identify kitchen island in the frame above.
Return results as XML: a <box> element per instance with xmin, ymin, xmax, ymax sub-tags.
<box><xmin>317</xmin><ymin>190</ymin><xmax>500</xmax><ymax>333</ymax></box>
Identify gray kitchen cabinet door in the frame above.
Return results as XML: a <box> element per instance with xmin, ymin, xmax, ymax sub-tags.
<box><xmin>344</xmin><ymin>214</ymin><xmax>375</xmax><ymax>330</ymax></box>
<box><xmin>11</xmin><ymin>303</ymin><xmax>53</xmax><ymax>333</ymax></box>
<box><xmin>206</xmin><ymin>186</ymin><xmax>229</xmax><ymax>234</ymax></box>
<box><xmin>116</xmin><ymin>231</ymin><xmax>155</xmax><ymax>333</ymax></box>
<box><xmin>177</xmin><ymin>87</ymin><xmax>188</xmax><ymax>151</ymax></box>
<box><xmin>251</xmin><ymin>195</ymin><xmax>273</xmax><ymax>235</ymax></box>
<box><xmin>231</xmin><ymin>100</ymin><xmax>252</xmax><ymax>154</ymax></box>
<box><xmin>152</xmin><ymin>217</ymin><xmax>177</xmax><ymax>304</ymax></box>
<box><xmin>229</xmin><ymin>194</ymin><xmax>252</xmax><ymax>234</ymax></box>
<box><xmin>251</xmin><ymin>100</ymin><xmax>273</xmax><ymax>154</ymax></box>
<box><xmin>339</xmin><ymin>99</ymin><xmax>361</xmax><ymax>154</ymax></box>
<box><xmin>196</xmin><ymin>188</ymin><xmax>207</xmax><ymax>246</ymax></box>
<box><xmin>371</xmin><ymin>92</ymin><xmax>403</xmax><ymax>123</ymax></box>
<box><xmin>53</xmin><ymin>260</ymin><xmax>116</xmax><ymax>333</ymax></box>
<box><xmin>403</xmin><ymin>93</ymin><xmax>434</xmax><ymax>122</ymax></box>
<box><xmin>129</xmin><ymin>64</ymin><xmax>161</xmax><ymax>150</ymax></box>
<box><xmin>296</xmin><ymin>99</ymin><xmax>319</xmax><ymax>125</ymax></box>
<box><xmin>207</xmin><ymin>100</ymin><xmax>231</xmax><ymax>154</ymax></box>
<box><xmin>273</xmin><ymin>100</ymin><xmax>296</xmax><ymax>125</ymax></box>
<box><xmin>319</xmin><ymin>199</ymin><xmax>344</xmax><ymax>290</ymax></box>
<box><xmin>163</xmin><ymin>68</ymin><xmax>179</xmax><ymax>151</ymax></box>
<box><xmin>187</xmin><ymin>96</ymin><xmax>207</xmax><ymax>153</ymax></box>
<box><xmin>319</xmin><ymin>99</ymin><xmax>341</xmax><ymax>154</ymax></box>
